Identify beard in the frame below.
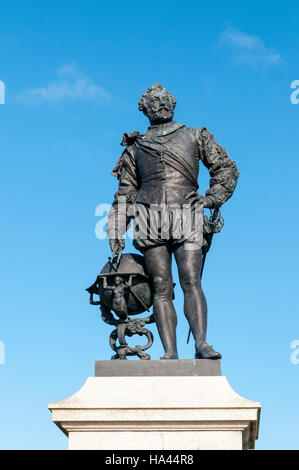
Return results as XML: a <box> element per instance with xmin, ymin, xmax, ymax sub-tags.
<box><xmin>145</xmin><ymin>107</ymin><xmax>174</xmax><ymax>124</ymax></box>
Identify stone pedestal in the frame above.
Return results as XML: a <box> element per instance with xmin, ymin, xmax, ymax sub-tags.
<box><xmin>48</xmin><ymin>360</ymin><xmax>261</xmax><ymax>450</ymax></box>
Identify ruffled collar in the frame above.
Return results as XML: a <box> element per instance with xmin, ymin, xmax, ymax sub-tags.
<box><xmin>146</xmin><ymin>120</ymin><xmax>185</xmax><ymax>137</ymax></box>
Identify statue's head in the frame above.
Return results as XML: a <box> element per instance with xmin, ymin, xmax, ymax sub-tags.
<box><xmin>114</xmin><ymin>276</ymin><xmax>122</xmax><ymax>286</ymax></box>
<box><xmin>139</xmin><ymin>83</ymin><xmax>176</xmax><ymax>125</ymax></box>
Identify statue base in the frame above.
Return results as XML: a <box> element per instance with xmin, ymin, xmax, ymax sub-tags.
<box><xmin>48</xmin><ymin>360</ymin><xmax>261</xmax><ymax>450</ymax></box>
<box><xmin>95</xmin><ymin>358</ymin><xmax>221</xmax><ymax>376</ymax></box>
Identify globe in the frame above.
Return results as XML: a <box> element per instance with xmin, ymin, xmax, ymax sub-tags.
<box><xmin>89</xmin><ymin>253</ymin><xmax>154</xmax><ymax>316</ymax></box>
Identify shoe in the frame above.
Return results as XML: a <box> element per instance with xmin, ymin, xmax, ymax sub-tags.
<box><xmin>195</xmin><ymin>342</ymin><xmax>222</xmax><ymax>360</ymax></box>
<box><xmin>160</xmin><ymin>352</ymin><xmax>178</xmax><ymax>360</ymax></box>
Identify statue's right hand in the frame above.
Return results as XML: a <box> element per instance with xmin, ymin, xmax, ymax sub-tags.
<box><xmin>109</xmin><ymin>238</ymin><xmax>125</xmax><ymax>256</ymax></box>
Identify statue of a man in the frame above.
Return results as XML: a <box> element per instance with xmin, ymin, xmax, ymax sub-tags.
<box><xmin>107</xmin><ymin>83</ymin><xmax>239</xmax><ymax>360</ymax></box>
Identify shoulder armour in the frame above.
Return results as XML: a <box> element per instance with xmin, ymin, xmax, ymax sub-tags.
<box><xmin>120</xmin><ymin>131</ymin><xmax>140</xmax><ymax>147</ymax></box>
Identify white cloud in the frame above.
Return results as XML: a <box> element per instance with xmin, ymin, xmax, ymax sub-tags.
<box><xmin>57</xmin><ymin>62</ymin><xmax>79</xmax><ymax>77</ymax></box>
<box><xmin>17</xmin><ymin>63</ymin><xmax>111</xmax><ymax>104</ymax></box>
<box><xmin>220</xmin><ymin>28</ymin><xmax>283</xmax><ymax>67</ymax></box>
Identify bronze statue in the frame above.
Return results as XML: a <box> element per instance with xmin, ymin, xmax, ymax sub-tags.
<box><xmin>106</xmin><ymin>83</ymin><xmax>239</xmax><ymax>361</ymax></box>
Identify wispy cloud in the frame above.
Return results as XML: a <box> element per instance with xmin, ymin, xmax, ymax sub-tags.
<box><xmin>17</xmin><ymin>63</ymin><xmax>111</xmax><ymax>104</ymax></box>
<box><xmin>219</xmin><ymin>28</ymin><xmax>283</xmax><ymax>67</ymax></box>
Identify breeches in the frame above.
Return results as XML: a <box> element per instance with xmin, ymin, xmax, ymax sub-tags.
<box><xmin>132</xmin><ymin>203</ymin><xmax>203</xmax><ymax>253</ymax></box>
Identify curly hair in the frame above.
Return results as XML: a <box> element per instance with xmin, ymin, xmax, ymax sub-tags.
<box><xmin>138</xmin><ymin>83</ymin><xmax>176</xmax><ymax>112</ymax></box>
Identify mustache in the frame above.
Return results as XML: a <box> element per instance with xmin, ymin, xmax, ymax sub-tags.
<box><xmin>154</xmin><ymin>106</ymin><xmax>172</xmax><ymax>113</ymax></box>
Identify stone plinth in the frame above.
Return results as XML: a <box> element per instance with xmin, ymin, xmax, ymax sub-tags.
<box><xmin>95</xmin><ymin>358</ymin><xmax>221</xmax><ymax>377</ymax></box>
<box><xmin>48</xmin><ymin>360</ymin><xmax>261</xmax><ymax>450</ymax></box>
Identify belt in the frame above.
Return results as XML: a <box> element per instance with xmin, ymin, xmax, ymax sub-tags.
<box><xmin>141</xmin><ymin>182</ymin><xmax>195</xmax><ymax>192</ymax></box>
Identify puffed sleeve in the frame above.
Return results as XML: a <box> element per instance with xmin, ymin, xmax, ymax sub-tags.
<box><xmin>107</xmin><ymin>145</ymin><xmax>140</xmax><ymax>240</ymax></box>
<box><xmin>199</xmin><ymin>128</ymin><xmax>239</xmax><ymax>208</ymax></box>
<box><xmin>110</xmin><ymin>145</ymin><xmax>140</xmax><ymax>197</ymax></box>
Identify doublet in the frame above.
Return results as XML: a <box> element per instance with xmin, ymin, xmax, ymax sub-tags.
<box><xmin>107</xmin><ymin>120</ymin><xmax>239</xmax><ymax>250</ymax></box>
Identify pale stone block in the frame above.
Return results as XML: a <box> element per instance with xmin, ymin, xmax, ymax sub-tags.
<box><xmin>68</xmin><ymin>430</ymin><xmax>242</xmax><ymax>450</ymax></box>
<box><xmin>48</xmin><ymin>375</ymin><xmax>261</xmax><ymax>450</ymax></box>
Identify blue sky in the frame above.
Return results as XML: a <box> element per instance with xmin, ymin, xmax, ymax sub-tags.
<box><xmin>0</xmin><ymin>0</ymin><xmax>299</xmax><ymax>450</ymax></box>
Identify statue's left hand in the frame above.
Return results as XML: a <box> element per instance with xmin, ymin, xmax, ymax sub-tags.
<box><xmin>186</xmin><ymin>191</ymin><xmax>214</xmax><ymax>209</ymax></box>
<box><xmin>109</xmin><ymin>238</ymin><xmax>125</xmax><ymax>257</ymax></box>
